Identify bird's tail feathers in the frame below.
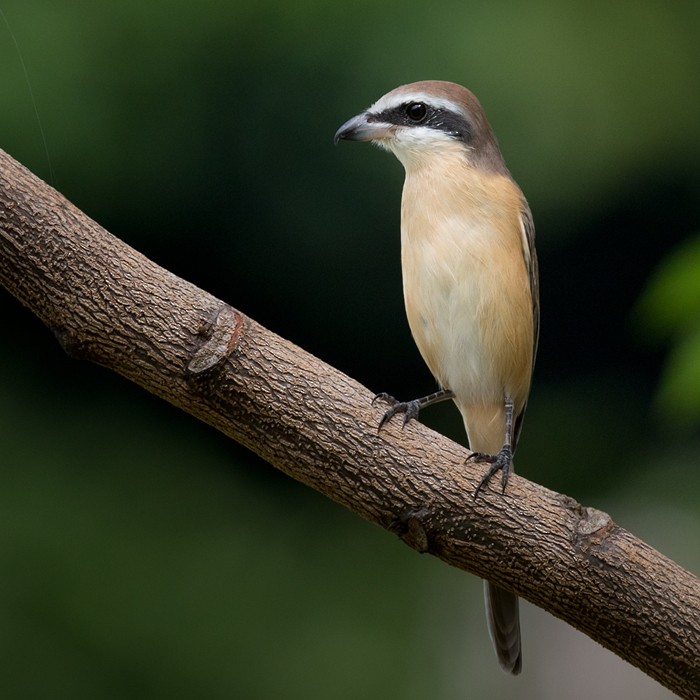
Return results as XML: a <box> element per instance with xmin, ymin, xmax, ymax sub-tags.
<box><xmin>484</xmin><ymin>580</ymin><xmax>522</xmax><ymax>675</ymax></box>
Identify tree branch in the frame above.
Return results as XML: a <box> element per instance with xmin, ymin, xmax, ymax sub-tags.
<box><xmin>0</xmin><ymin>149</ymin><xmax>698</xmax><ymax>698</ymax></box>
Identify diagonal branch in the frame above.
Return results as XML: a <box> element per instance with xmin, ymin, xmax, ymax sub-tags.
<box><xmin>0</xmin><ymin>149</ymin><xmax>698</xmax><ymax>698</ymax></box>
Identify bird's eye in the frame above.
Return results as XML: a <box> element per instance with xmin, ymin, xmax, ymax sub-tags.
<box><xmin>405</xmin><ymin>102</ymin><xmax>428</xmax><ymax>122</ymax></box>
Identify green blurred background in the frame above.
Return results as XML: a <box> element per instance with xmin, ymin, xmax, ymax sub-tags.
<box><xmin>1</xmin><ymin>2</ymin><xmax>699</xmax><ymax>698</ymax></box>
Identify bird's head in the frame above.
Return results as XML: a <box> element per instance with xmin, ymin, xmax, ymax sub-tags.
<box><xmin>334</xmin><ymin>80</ymin><xmax>506</xmax><ymax>173</ymax></box>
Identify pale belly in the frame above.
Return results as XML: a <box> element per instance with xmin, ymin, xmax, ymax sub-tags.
<box><xmin>401</xmin><ymin>226</ymin><xmax>533</xmax><ymax>414</ymax></box>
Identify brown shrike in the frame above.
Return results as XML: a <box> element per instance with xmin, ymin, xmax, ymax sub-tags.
<box><xmin>335</xmin><ymin>80</ymin><xmax>539</xmax><ymax>675</ymax></box>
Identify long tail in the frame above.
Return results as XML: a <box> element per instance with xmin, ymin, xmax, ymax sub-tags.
<box><xmin>484</xmin><ymin>581</ymin><xmax>522</xmax><ymax>674</ymax></box>
<box><xmin>461</xmin><ymin>402</ymin><xmax>523</xmax><ymax>674</ymax></box>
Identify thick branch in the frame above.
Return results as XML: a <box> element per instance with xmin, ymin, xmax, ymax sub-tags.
<box><xmin>0</xmin><ymin>149</ymin><xmax>698</xmax><ymax>698</ymax></box>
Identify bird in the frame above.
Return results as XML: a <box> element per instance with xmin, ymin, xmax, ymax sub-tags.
<box><xmin>334</xmin><ymin>80</ymin><xmax>539</xmax><ymax>675</ymax></box>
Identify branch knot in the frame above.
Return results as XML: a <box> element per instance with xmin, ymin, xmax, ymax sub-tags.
<box><xmin>187</xmin><ymin>305</ymin><xmax>244</xmax><ymax>374</ymax></box>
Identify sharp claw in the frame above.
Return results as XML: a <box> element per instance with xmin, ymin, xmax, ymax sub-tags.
<box><xmin>470</xmin><ymin>447</ymin><xmax>513</xmax><ymax>499</ymax></box>
<box><xmin>372</xmin><ymin>392</ymin><xmax>394</xmax><ymax>407</ymax></box>
<box><xmin>373</xmin><ymin>394</ymin><xmax>420</xmax><ymax>430</ymax></box>
<box><xmin>501</xmin><ymin>463</ymin><xmax>510</xmax><ymax>493</ymax></box>
<box><xmin>466</xmin><ymin>450</ymin><xmax>494</xmax><ymax>464</ymax></box>
<box><xmin>377</xmin><ymin>405</ymin><xmax>399</xmax><ymax>431</ymax></box>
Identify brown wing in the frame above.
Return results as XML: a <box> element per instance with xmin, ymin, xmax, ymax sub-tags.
<box><xmin>512</xmin><ymin>201</ymin><xmax>539</xmax><ymax>451</ymax></box>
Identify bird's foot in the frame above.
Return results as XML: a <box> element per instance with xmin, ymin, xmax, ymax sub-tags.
<box><xmin>372</xmin><ymin>392</ymin><xmax>421</xmax><ymax>430</ymax></box>
<box><xmin>468</xmin><ymin>446</ymin><xmax>514</xmax><ymax>498</ymax></box>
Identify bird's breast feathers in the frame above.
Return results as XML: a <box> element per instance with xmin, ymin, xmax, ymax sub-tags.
<box><xmin>400</xmin><ymin>161</ymin><xmax>533</xmax><ymax>410</ymax></box>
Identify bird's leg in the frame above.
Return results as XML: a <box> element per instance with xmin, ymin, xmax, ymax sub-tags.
<box><xmin>373</xmin><ymin>388</ymin><xmax>454</xmax><ymax>430</ymax></box>
<box><xmin>469</xmin><ymin>396</ymin><xmax>515</xmax><ymax>498</ymax></box>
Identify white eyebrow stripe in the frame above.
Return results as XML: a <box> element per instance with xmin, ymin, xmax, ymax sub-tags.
<box><xmin>369</xmin><ymin>92</ymin><xmax>466</xmax><ymax>119</ymax></box>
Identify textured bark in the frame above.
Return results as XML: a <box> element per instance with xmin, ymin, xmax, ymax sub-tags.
<box><xmin>0</xmin><ymin>148</ymin><xmax>698</xmax><ymax>697</ymax></box>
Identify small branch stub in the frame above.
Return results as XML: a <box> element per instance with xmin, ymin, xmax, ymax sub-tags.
<box><xmin>187</xmin><ymin>305</ymin><xmax>245</xmax><ymax>375</ymax></box>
